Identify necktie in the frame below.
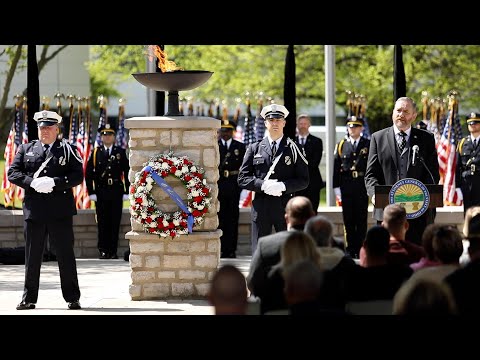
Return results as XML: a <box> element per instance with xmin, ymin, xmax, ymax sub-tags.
<box><xmin>44</xmin><ymin>144</ymin><xmax>50</xmax><ymax>155</ymax></box>
<box><xmin>301</xmin><ymin>137</ymin><xmax>305</xmax><ymax>146</ymax></box>
<box><xmin>105</xmin><ymin>147</ymin><xmax>110</xmax><ymax>157</ymax></box>
<box><xmin>474</xmin><ymin>139</ymin><xmax>478</xmax><ymax>149</ymax></box>
<box><xmin>271</xmin><ymin>141</ymin><xmax>277</xmax><ymax>159</ymax></box>
<box><xmin>224</xmin><ymin>140</ymin><xmax>228</xmax><ymax>150</ymax></box>
<box><xmin>398</xmin><ymin>132</ymin><xmax>407</xmax><ymax>151</ymax></box>
<box><xmin>353</xmin><ymin>140</ymin><xmax>357</xmax><ymax>151</ymax></box>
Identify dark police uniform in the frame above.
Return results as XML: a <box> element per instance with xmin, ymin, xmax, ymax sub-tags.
<box><xmin>218</xmin><ymin>120</ymin><xmax>246</xmax><ymax>258</ymax></box>
<box><xmin>7</xmin><ymin>110</ymin><xmax>83</xmax><ymax>309</ymax></box>
<box><xmin>238</xmin><ymin>104</ymin><xmax>309</xmax><ymax>254</ymax></box>
<box><xmin>333</xmin><ymin>117</ymin><xmax>370</xmax><ymax>258</ymax></box>
<box><xmin>456</xmin><ymin>113</ymin><xmax>480</xmax><ymax>213</ymax></box>
<box><xmin>295</xmin><ymin>132</ymin><xmax>324</xmax><ymax>212</ymax></box>
<box><xmin>85</xmin><ymin>125</ymin><xmax>130</xmax><ymax>259</ymax></box>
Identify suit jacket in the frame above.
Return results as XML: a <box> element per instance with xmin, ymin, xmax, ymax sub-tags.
<box><xmin>85</xmin><ymin>145</ymin><xmax>130</xmax><ymax>196</ymax></box>
<box><xmin>365</xmin><ymin>126</ymin><xmax>439</xmax><ymax>194</ymax></box>
<box><xmin>7</xmin><ymin>139</ymin><xmax>84</xmax><ymax>221</ymax></box>
<box><xmin>247</xmin><ymin>230</ymin><xmax>293</xmax><ymax>297</ymax></box>
<box><xmin>238</xmin><ymin>136</ymin><xmax>309</xmax><ymax>196</ymax></box>
<box><xmin>295</xmin><ymin>134</ymin><xmax>323</xmax><ymax>187</ymax></box>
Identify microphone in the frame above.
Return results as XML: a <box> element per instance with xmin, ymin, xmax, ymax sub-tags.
<box><xmin>412</xmin><ymin>145</ymin><xmax>419</xmax><ymax>166</ymax></box>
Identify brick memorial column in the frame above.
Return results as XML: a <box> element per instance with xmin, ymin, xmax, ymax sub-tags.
<box><xmin>124</xmin><ymin>116</ymin><xmax>221</xmax><ymax>300</ymax></box>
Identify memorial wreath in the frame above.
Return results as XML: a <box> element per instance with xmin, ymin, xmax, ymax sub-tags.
<box><xmin>129</xmin><ymin>151</ymin><xmax>211</xmax><ymax>238</ymax></box>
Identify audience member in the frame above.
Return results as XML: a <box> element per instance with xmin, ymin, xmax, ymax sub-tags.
<box><xmin>347</xmin><ymin>225</ymin><xmax>413</xmax><ymax>302</ymax></box>
<box><xmin>445</xmin><ymin>213</ymin><xmax>480</xmax><ymax>314</ymax></box>
<box><xmin>304</xmin><ymin>215</ymin><xmax>356</xmax><ymax>310</ymax></box>
<box><xmin>393</xmin><ymin>278</ymin><xmax>457</xmax><ymax>315</ymax></box>
<box><xmin>247</xmin><ymin>196</ymin><xmax>315</xmax><ymax>303</ymax></box>
<box><xmin>410</xmin><ymin>223</ymin><xmax>442</xmax><ymax>271</ymax></box>
<box><xmin>208</xmin><ymin>264</ymin><xmax>248</xmax><ymax>315</ymax></box>
<box><xmin>260</xmin><ymin>231</ymin><xmax>321</xmax><ymax>314</ymax></box>
<box><xmin>359</xmin><ymin>204</ymin><xmax>425</xmax><ymax>266</ymax></box>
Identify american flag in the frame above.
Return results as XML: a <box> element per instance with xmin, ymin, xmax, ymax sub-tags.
<box><xmin>75</xmin><ymin>99</ymin><xmax>93</xmax><ymax>209</ymax></box>
<box><xmin>2</xmin><ymin>99</ymin><xmax>24</xmax><ymax>207</ymax></box>
<box><xmin>437</xmin><ymin>108</ymin><xmax>463</xmax><ymax>206</ymax></box>
<box><xmin>95</xmin><ymin>101</ymin><xmax>107</xmax><ymax>148</ymax></box>
<box><xmin>15</xmin><ymin>100</ymin><xmax>29</xmax><ymax>202</ymax></box>
<box><xmin>115</xmin><ymin>100</ymin><xmax>128</xmax><ymax>149</ymax></box>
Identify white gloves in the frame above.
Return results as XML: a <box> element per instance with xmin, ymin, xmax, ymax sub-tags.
<box><xmin>89</xmin><ymin>194</ymin><xmax>97</xmax><ymax>202</ymax></box>
<box><xmin>30</xmin><ymin>177</ymin><xmax>55</xmax><ymax>193</ymax></box>
<box><xmin>123</xmin><ymin>194</ymin><xmax>129</xmax><ymax>201</ymax></box>
<box><xmin>261</xmin><ymin>179</ymin><xmax>285</xmax><ymax>197</ymax></box>
<box><xmin>371</xmin><ymin>194</ymin><xmax>376</xmax><ymax>206</ymax></box>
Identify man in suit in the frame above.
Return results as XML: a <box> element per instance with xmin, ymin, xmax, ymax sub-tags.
<box><xmin>333</xmin><ymin>116</ymin><xmax>370</xmax><ymax>258</ymax></box>
<box><xmin>247</xmin><ymin>196</ymin><xmax>315</xmax><ymax>313</ymax></box>
<box><xmin>456</xmin><ymin>112</ymin><xmax>480</xmax><ymax>213</ymax></box>
<box><xmin>365</xmin><ymin>96</ymin><xmax>440</xmax><ymax>245</ymax></box>
<box><xmin>86</xmin><ymin>124</ymin><xmax>130</xmax><ymax>259</ymax></box>
<box><xmin>8</xmin><ymin>110</ymin><xmax>83</xmax><ymax>310</ymax></box>
<box><xmin>295</xmin><ymin>113</ymin><xmax>324</xmax><ymax>212</ymax></box>
<box><xmin>217</xmin><ymin>119</ymin><xmax>246</xmax><ymax>258</ymax></box>
<box><xmin>238</xmin><ymin>104</ymin><xmax>309</xmax><ymax>253</ymax></box>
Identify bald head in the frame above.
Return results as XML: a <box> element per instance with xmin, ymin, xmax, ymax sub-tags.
<box><xmin>304</xmin><ymin>215</ymin><xmax>334</xmax><ymax>247</ymax></box>
<box><xmin>285</xmin><ymin>196</ymin><xmax>315</xmax><ymax>228</ymax></box>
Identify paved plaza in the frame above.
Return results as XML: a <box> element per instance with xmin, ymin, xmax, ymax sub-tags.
<box><xmin>0</xmin><ymin>256</ymin><xmax>252</xmax><ymax>315</ymax></box>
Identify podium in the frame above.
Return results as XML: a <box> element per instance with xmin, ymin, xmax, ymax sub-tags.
<box><xmin>374</xmin><ymin>184</ymin><xmax>444</xmax><ymax>209</ymax></box>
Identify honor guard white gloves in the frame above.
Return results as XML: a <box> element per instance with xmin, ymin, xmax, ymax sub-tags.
<box><xmin>89</xmin><ymin>194</ymin><xmax>97</xmax><ymax>202</ymax></box>
<box><xmin>123</xmin><ymin>194</ymin><xmax>129</xmax><ymax>201</ymax></box>
<box><xmin>261</xmin><ymin>179</ymin><xmax>285</xmax><ymax>197</ymax></box>
<box><xmin>30</xmin><ymin>177</ymin><xmax>55</xmax><ymax>193</ymax></box>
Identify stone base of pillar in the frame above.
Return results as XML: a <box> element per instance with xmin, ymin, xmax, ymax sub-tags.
<box><xmin>126</xmin><ymin>229</ymin><xmax>222</xmax><ymax>300</ymax></box>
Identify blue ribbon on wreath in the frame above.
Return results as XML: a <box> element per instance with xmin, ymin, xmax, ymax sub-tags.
<box><xmin>144</xmin><ymin>165</ymin><xmax>194</xmax><ymax>233</ymax></box>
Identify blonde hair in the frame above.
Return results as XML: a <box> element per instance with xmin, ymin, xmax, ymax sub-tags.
<box><xmin>279</xmin><ymin>231</ymin><xmax>321</xmax><ymax>270</ymax></box>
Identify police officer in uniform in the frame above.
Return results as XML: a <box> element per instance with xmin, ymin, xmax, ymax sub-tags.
<box><xmin>456</xmin><ymin>112</ymin><xmax>480</xmax><ymax>213</ymax></box>
<box><xmin>8</xmin><ymin>110</ymin><xmax>83</xmax><ymax>310</ymax></box>
<box><xmin>238</xmin><ymin>104</ymin><xmax>309</xmax><ymax>254</ymax></box>
<box><xmin>218</xmin><ymin>120</ymin><xmax>246</xmax><ymax>258</ymax></box>
<box><xmin>333</xmin><ymin>116</ymin><xmax>370</xmax><ymax>258</ymax></box>
<box><xmin>86</xmin><ymin>124</ymin><xmax>130</xmax><ymax>259</ymax></box>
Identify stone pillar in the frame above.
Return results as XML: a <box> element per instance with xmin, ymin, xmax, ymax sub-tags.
<box><xmin>125</xmin><ymin>116</ymin><xmax>221</xmax><ymax>300</ymax></box>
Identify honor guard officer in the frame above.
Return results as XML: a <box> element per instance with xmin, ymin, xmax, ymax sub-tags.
<box><xmin>8</xmin><ymin>110</ymin><xmax>83</xmax><ymax>310</ymax></box>
<box><xmin>218</xmin><ymin>120</ymin><xmax>246</xmax><ymax>258</ymax></box>
<box><xmin>333</xmin><ymin>116</ymin><xmax>370</xmax><ymax>258</ymax></box>
<box><xmin>238</xmin><ymin>104</ymin><xmax>309</xmax><ymax>254</ymax></box>
<box><xmin>86</xmin><ymin>124</ymin><xmax>130</xmax><ymax>259</ymax></box>
<box><xmin>456</xmin><ymin>112</ymin><xmax>480</xmax><ymax>213</ymax></box>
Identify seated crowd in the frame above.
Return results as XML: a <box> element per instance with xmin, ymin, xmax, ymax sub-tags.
<box><xmin>208</xmin><ymin>197</ymin><xmax>480</xmax><ymax>315</ymax></box>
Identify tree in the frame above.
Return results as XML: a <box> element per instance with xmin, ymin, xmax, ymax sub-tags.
<box><xmin>87</xmin><ymin>45</ymin><xmax>480</xmax><ymax>133</ymax></box>
<box><xmin>0</xmin><ymin>45</ymin><xmax>69</xmax><ymax>149</ymax></box>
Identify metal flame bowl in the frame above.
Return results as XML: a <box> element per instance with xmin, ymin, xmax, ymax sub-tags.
<box><xmin>132</xmin><ymin>71</ymin><xmax>213</xmax><ymax>91</ymax></box>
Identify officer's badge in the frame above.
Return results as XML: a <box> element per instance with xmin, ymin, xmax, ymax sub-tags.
<box><xmin>234</xmin><ymin>149</ymin><xmax>239</xmax><ymax>156</ymax></box>
<box><xmin>360</xmin><ymin>147</ymin><xmax>368</xmax><ymax>155</ymax></box>
<box><xmin>116</xmin><ymin>153</ymin><xmax>121</xmax><ymax>160</ymax></box>
<box><xmin>285</xmin><ymin>156</ymin><xmax>292</xmax><ymax>165</ymax></box>
<box><xmin>59</xmin><ymin>156</ymin><xmax>66</xmax><ymax>166</ymax></box>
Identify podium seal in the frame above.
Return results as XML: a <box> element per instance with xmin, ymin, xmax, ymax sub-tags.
<box><xmin>389</xmin><ymin>178</ymin><xmax>430</xmax><ymax>219</ymax></box>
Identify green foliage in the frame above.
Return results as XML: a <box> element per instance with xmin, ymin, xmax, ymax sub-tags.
<box><xmin>87</xmin><ymin>45</ymin><xmax>480</xmax><ymax>133</ymax></box>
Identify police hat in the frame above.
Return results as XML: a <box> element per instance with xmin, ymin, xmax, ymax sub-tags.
<box><xmin>220</xmin><ymin>119</ymin><xmax>236</xmax><ymax>130</ymax></box>
<box><xmin>260</xmin><ymin>104</ymin><xmax>289</xmax><ymax>120</ymax></box>
<box><xmin>98</xmin><ymin>123</ymin><xmax>116</xmax><ymax>135</ymax></box>
<box><xmin>34</xmin><ymin>110</ymin><xmax>62</xmax><ymax>127</ymax></box>
<box><xmin>346</xmin><ymin>116</ymin><xmax>364</xmax><ymax>128</ymax></box>
<box><xmin>467</xmin><ymin>112</ymin><xmax>480</xmax><ymax>125</ymax></box>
